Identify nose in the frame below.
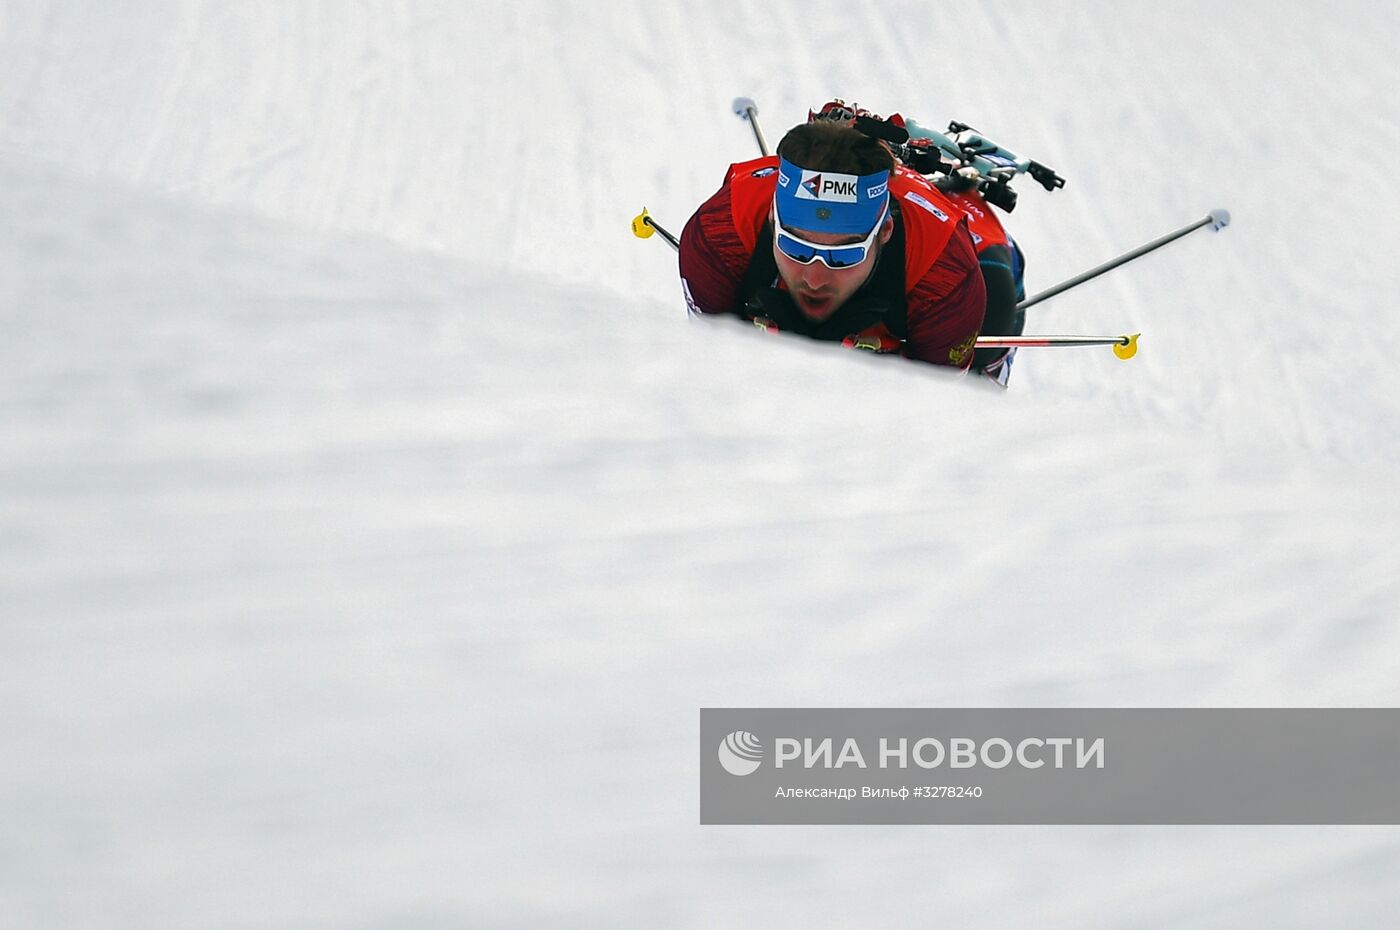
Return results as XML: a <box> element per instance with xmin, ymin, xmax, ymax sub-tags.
<box><xmin>799</xmin><ymin>262</ymin><xmax>835</xmax><ymax>289</ymax></box>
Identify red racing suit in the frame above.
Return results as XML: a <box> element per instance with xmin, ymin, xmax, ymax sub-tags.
<box><xmin>940</xmin><ymin>185</ymin><xmax>1025</xmax><ymax>372</ymax></box>
<box><xmin>678</xmin><ymin>155</ymin><xmax>986</xmax><ymax>369</ymax></box>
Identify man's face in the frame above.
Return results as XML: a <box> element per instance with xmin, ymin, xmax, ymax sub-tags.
<box><xmin>772</xmin><ymin>214</ymin><xmax>895</xmax><ymax>322</ymax></box>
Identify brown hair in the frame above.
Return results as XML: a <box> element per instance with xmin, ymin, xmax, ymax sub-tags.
<box><xmin>776</xmin><ymin>121</ymin><xmax>896</xmax><ymax>175</ymax></box>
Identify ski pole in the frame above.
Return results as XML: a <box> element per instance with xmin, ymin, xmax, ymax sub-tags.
<box><xmin>631</xmin><ymin>208</ymin><xmax>680</xmax><ymax>251</ymax></box>
<box><xmin>1018</xmin><ymin>210</ymin><xmax>1230</xmax><ymax>311</ymax></box>
<box><xmin>631</xmin><ymin>204</ymin><xmax>1140</xmax><ymax>359</ymax></box>
<box><xmin>732</xmin><ymin>96</ymin><xmax>770</xmax><ymax>157</ymax></box>
<box><xmin>976</xmin><ymin>333</ymin><xmax>1140</xmax><ymax>360</ymax></box>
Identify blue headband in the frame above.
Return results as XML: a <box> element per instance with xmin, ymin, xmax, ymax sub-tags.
<box><xmin>774</xmin><ymin>156</ymin><xmax>890</xmax><ymax>235</ymax></box>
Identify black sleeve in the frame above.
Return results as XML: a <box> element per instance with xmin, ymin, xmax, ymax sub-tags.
<box><xmin>971</xmin><ymin>243</ymin><xmax>1024</xmax><ymax>371</ymax></box>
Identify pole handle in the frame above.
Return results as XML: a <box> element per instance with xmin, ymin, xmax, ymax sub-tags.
<box><xmin>732</xmin><ymin>96</ymin><xmax>770</xmax><ymax>156</ymax></box>
<box><xmin>631</xmin><ymin>208</ymin><xmax>680</xmax><ymax>251</ymax></box>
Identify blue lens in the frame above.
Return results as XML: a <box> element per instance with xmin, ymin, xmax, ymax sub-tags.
<box><xmin>775</xmin><ymin>232</ymin><xmax>818</xmax><ymax>264</ymax></box>
<box><xmin>822</xmin><ymin>245</ymin><xmax>867</xmax><ymax>268</ymax></box>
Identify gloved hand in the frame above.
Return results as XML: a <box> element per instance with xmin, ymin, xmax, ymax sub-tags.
<box><xmin>841</xmin><ymin>325</ymin><xmax>904</xmax><ymax>354</ymax></box>
<box><xmin>743</xmin><ymin>287</ymin><xmax>812</xmax><ymax>336</ymax></box>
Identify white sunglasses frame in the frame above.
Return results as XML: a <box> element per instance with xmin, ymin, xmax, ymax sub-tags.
<box><xmin>771</xmin><ymin>198</ymin><xmax>891</xmax><ymax>270</ymax></box>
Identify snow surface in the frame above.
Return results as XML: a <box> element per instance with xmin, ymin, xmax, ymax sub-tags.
<box><xmin>3</xmin><ymin>2</ymin><xmax>1400</xmax><ymax>927</ymax></box>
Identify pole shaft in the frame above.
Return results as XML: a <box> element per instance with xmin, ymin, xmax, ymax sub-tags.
<box><xmin>745</xmin><ymin>106</ymin><xmax>770</xmax><ymax>157</ymax></box>
<box><xmin>646</xmin><ymin>216</ymin><xmax>680</xmax><ymax>251</ymax></box>
<box><xmin>1018</xmin><ymin>213</ymin><xmax>1218</xmax><ymax>311</ymax></box>
<box><xmin>975</xmin><ymin>335</ymin><xmax>1129</xmax><ymax>348</ymax></box>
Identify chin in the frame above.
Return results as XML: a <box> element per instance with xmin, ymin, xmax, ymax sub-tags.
<box><xmin>799</xmin><ymin>298</ymin><xmax>838</xmax><ymax>321</ymax></box>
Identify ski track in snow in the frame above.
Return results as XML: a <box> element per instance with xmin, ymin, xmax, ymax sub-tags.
<box><xmin>3</xmin><ymin>2</ymin><xmax>1400</xmax><ymax>927</ymax></box>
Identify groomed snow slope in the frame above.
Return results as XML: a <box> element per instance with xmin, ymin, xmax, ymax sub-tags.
<box><xmin>3</xmin><ymin>3</ymin><xmax>1400</xmax><ymax>927</ymax></box>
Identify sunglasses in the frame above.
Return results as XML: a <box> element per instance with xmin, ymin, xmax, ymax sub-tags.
<box><xmin>772</xmin><ymin>201</ymin><xmax>889</xmax><ymax>270</ymax></box>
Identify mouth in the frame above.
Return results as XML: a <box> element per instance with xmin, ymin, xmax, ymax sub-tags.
<box><xmin>796</xmin><ymin>290</ymin><xmax>835</xmax><ymax>317</ymax></box>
